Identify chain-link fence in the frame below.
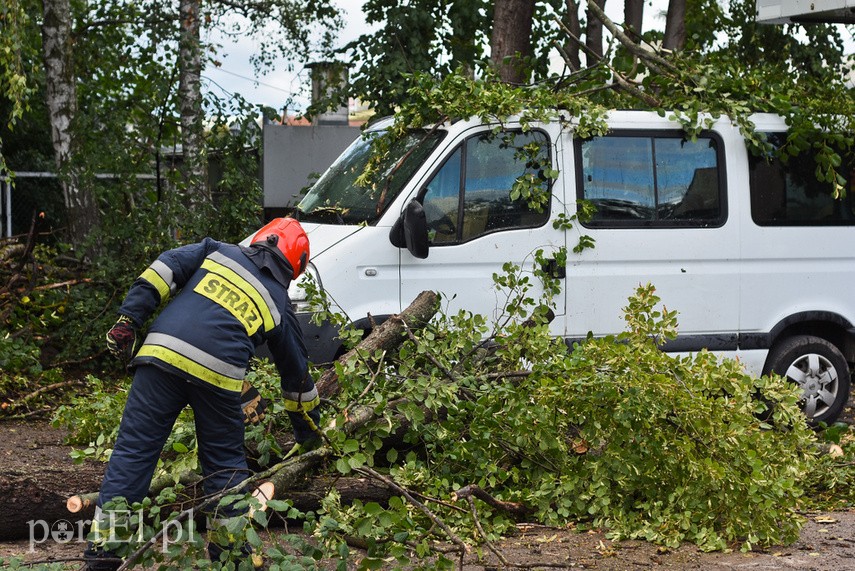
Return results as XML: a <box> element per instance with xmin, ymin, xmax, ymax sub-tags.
<box><xmin>1</xmin><ymin>172</ymin><xmax>165</xmax><ymax>239</ymax></box>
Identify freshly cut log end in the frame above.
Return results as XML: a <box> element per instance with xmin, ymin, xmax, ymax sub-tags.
<box><xmin>251</xmin><ymin>481</ymin><xmax>275</xmax><ymax>513</ymax></box>
<box><xmin>67</xmin><ymin>494</ymin><xmax>93</xmax><ymax>514</ymax></box>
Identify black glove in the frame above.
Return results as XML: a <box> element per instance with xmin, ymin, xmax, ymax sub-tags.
<box><xmin>106</xmin><ymin>316</ymin><xmax>138</xmax><ymax>362</ymax></box>
<box><xmin>241</xmin><ymin>381</ymin><xmax>268</xmax><ymax>425</ymax></box>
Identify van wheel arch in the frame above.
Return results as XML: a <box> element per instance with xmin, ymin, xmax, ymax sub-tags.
<box><xmin>766</xmin><ymin>312</ymin><xmax>855</xmax><ymax>363</ymax></box>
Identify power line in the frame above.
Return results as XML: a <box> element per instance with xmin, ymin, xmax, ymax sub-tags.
<box><xmin>207</xmin><ymin>67</ymin><xmax>298</xmax><ymax>94</ymax></box>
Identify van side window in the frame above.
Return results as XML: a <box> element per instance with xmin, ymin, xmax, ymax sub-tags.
<box><xmin>422</xmin><ymin>130</ymin><xmax>551</xmax><ymax>244</ymax></box>
<box><xmin>576</xmin><ymin>133</ymin><xmax>725</xmax><ymax>228</ymax></box>
<box><xmin>750</xmin><ymin>132</ymin><xmax>855</xmax><ymax>226</ymax></box>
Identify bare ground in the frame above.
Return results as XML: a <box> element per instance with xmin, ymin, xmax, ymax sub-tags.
<box><xmin>1</xmin><ymin>419</ymin><xmax>854</xmax><ymax>570</ymax></box>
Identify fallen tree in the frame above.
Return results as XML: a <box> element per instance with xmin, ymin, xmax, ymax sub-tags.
<box><xmin>7</xmin><ymin>267</ymin><xmax>849</xmax><ymax>571</ymax></box>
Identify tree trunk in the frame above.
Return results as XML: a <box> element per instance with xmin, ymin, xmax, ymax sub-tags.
<box><xmin>0</xmin><ymin>422</ymin><xmax>105</xmax><ymax>540</ymax></box>
<box><xmin>585</xmin><ymin>0</ymin><xmax>606</xmax><ymax>67</ymax></box>
<box><xmin>287</xmin><ymin>475</ymin><xmax>392</xmax><ymax>512</ymax></box>
<box><xmin>41</xmin><ymin>0</ymin><xmax>98</xmax><ymax>249</ymax></box>
<box><xmin>316</xmin><ymin>290</ymin><xmax>439</xmax><ymax>399</ymax></box>
<box><xmin>489</xmin><ymin>0</ymin><xmax>536</xmax><ymax>84</ymax></box>
<box><xmin>178</xmin><ymin>0</ymin><xmax>208</xmax><ymax>204</ymax></box>
<box><xmin>562</xmin><ymin>0</ymin><xmax>582</xmax><ymax>72</ymax></box>
<box><xmin>624</xmin><ymin>0</ymin><xmax>644</xmax><ymax>41</ymax></box>
<box><xmin>663</xmin><ymin>0</ymin><xmax>686</xmax><ymax>51</ymax></box>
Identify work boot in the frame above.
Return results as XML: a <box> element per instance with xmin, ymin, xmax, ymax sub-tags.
<box><xmin>82</xmin><ymin>542</ymin><xmax>122</xmax><ymax>571</ymax></box>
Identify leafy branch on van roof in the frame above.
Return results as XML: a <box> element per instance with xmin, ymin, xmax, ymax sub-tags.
<box><xmin>363</xmin><ymin>0</ymin><xmax>852</xmax><ymax>198</ymax></box>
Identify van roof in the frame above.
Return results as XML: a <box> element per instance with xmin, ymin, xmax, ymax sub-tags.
<box><xmin>366</xmin><ymin>110</ymin><xmax>791</xmax><ymax>133</ymax></box>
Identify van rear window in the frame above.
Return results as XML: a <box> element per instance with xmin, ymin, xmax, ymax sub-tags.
<box><xmin>750</xmin><ymin>133</ymin><xmax>855</xmax><ymax>226</ymax></box>
<box><xmin>576</xmin><ymin>132</ymin><xmax>725</xmax><ymax>228</ymax></box>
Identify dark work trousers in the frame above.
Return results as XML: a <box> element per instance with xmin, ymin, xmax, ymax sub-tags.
<box><xmin>97</xmin><ymin>364</ymin><xmax>248</xmax><ymax>513</ymax></box>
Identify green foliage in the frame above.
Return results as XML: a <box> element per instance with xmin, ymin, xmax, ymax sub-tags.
<box><xmin>528</xmin><ymin>286</ymin><xmax>811</xmax><ymax>550</ymax></box>
<box><xmin>302</xmin><ymin>265</ymin><xmax>819</xmax><ymax>557</ymax></box>
<box><xmin>0</xmin><ymin>558</ymin><xmax>66</xmax><ymax>571</ymax></box>
<box><xmin>342</xmin><ymin>0</ymin><xmax>491</xmax><ymax>116</ymax></box>
<box><xmin>39</xmin><ymin>259</ymin><xmax>838</xmax><ymax>567</ymax></box>
<box><xmin>0</xmin><ymin>334</ymin><xmax>42</xmax><ymax>375</ymax></box>
<box><xmin>0</xmin><ymin>0</ymin><xmax>38</xmax><ymax>172</ymax></box>
<box><xmin>88</xmin><ymin>493</ymin><xmax>321</xmax><ymax>570</ymax></box>
<box><xmin>53</xmin><ymin>375</ymin><xmax>128</xmax><ymax>462</ymax></box>
<box><xmin>803</xmin><ymin>424</ymin><xmax>855</xmax><ymax>508</ymax></box>
<box><xmin>0</xmin><ymin>339</ymin><xmax>65</xmax><ymax>415</ymax></box>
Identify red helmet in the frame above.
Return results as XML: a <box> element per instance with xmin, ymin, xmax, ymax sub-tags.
<box><xmin>250</xmin><ymin>217</ymin><xmax>310</xmax><ymax>279</ymax></box>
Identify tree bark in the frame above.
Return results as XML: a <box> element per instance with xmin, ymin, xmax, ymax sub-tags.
<box><xmin>178</xmin><ymin>0</ymin><xmax>208</xmax><ymax>204</ymax></box>
<box><xmin>562</xmin><ymin>0</ymin><xmax>582</xmax><ymax>72</ymax></box>
<box><xmin>624</xmin><ymin>0</ymin><xmax>644</xmax><ymax>41</ymax></box>
<box><xmin>663</xmin><ymin>0</ymin><xmax>686</xmax><ymax>51</ymax></box>
<box><xmin>316</xmin><ymin>290</ymin><xmax>439</xmax><ymax>399</ymax></box>
<box><xmin>585</xmin><ymin>0</ymin><xmax>606</xmax><ymax>67</ymax></box>
<box><xmin>489</xmin><ymin>0</ymin><xmax>536</xmax><ymax>84</ymax></box>
<box><xmin>41</xmin><ymin>0</ymin><xmax>98</xmax><ymax>249</ymax></box>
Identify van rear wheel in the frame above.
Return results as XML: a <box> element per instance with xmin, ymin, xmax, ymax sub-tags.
<box><xmin>764</xmin><ymin>335</ymin><xmax>851</xmax><ymax>424</ymax></box>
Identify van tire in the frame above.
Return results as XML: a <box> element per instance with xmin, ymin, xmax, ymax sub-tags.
<box><xmin>763</xmin><ymin>335</ymin><xmax>851</xmax><ymax>424</ymax></box>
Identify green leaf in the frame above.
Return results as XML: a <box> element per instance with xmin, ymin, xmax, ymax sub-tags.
<box><xmin>245</xmin><ymin>526</ymin><xmax>262</xmax><ymax>547</ymax></box>
<box><xmin>343</xmin><ymin>439</ymin><xmax>360</xmax><ymax>453</ymax></box>
<box><xmin>336</xmin><ymin>458</ymin><xmax>352</xmax><ymax>474</ymax></box>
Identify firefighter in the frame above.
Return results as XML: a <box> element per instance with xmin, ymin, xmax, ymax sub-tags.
<box><xmin>83</xmin><ymin>218</ymin><xmax>320</xmax><ymax>570</ymax></box>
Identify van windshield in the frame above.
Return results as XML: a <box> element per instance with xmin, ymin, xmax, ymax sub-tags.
<box><xmin>296</xmin><ymin>129</ymin><xmax>445</xmax><ymax>225</ymax></box>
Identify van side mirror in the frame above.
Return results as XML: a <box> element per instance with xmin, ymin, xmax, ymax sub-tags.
<box><xmin>389</xmin><ymin>199</ymin><xmax>429</xmax><ymax>259</ymax></box>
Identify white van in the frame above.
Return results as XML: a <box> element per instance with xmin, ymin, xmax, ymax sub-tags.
<box><xmin>284</xmin><ymin>110</ymin><xmax>855</xmax><ymax>424</ymax></box>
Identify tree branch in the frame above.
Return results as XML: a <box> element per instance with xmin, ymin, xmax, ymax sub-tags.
<box><xmin>355</xmin><ymin>466</ymin><xmax>468</xmax><ymax>556</ymax></box>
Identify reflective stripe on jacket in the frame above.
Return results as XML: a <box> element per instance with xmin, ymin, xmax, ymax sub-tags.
<box><xmin>118</xmin><ymin>239</ymin><xmax>313</xmax><ymax>401</ymax></box>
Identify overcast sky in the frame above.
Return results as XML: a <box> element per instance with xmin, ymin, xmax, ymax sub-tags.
<box><xmin>203</xmin><ymin>0</ymin><xmax>375</xmax><ymax>114</ymax></box>
<box><xmin>201</xmin><ymin>1</ymin><xmax>851</xmax><ymax>114</ymax></box>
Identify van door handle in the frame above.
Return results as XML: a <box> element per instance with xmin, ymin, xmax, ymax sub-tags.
<box><xmin>541</xmin><ymin>258</ymin><xmax>566</xmax><ymax>279</ymax></box>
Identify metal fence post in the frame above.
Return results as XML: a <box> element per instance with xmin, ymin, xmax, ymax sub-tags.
<box><xmin>5</xmin><ymin>177</ymin><xmax>10</xmax><ymax>238</ymax></box>
<box><xmin>0</xmin><ymin>174</ymin><xmax>9</xmax><ymax>238</ymax></box>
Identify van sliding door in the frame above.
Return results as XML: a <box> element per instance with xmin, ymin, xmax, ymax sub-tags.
<box><xmin>567</xmin><ymin>129</ymin><xmax>739</xmax><ymax>351</ymax></box>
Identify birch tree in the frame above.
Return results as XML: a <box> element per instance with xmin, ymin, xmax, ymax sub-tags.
<box><xmin>42</xmin><ymin>0</ymin><xmax>97</xmax><ymax>247</ymax></box>
<box><xmin>178</xmin><ymin>0</ymin><xmax>207</xmax><ymax>204</ymax></box>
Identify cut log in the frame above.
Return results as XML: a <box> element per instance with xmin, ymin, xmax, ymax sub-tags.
<box><xmin>316</xmin><ymin>290</ymin><xmax>438</xmax><ymax>399</ymax></box>
<box><xmin>66</xmin><ymin>492</ymin><xmax>97</xmax><ymax>514</ymax></box>
<box><xmin>66</xmin><ymin>471</ymin><xmax>203</xmax><ymax>514</ymax></box>
<box><xmin>259</xmin><ymin>475</ymin><xmax>392</xmax><ymax>514</ymax></box>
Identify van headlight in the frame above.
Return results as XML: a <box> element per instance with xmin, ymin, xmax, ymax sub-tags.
<box><xmin>289</xmin><ymin>263</ymin><xmax>320</xmax><ymax>314</ymax></box>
